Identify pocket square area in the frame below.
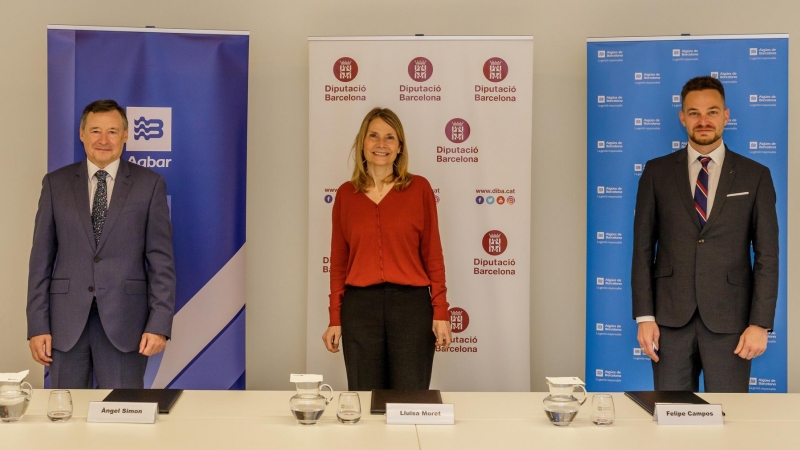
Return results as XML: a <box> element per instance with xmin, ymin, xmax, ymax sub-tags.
<box><xmin>727</xmin><ymin>192</ymin><xmax>749</xmax><ymax>197</ymax></box>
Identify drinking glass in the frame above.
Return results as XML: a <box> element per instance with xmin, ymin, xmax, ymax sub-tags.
<box><xmin>590</xmin><ymin>394</ymin><xmax>615</xmax><ymax>425</ymax></box>
<box><xmin>47</xmin><ymin>390</ymin><xmax>73</xmax><ymax>422</ymax></box>
<box><xmin>336</xmin><ymin>392</ymin><xmax>361</xmax><ymax>424</ymax></box>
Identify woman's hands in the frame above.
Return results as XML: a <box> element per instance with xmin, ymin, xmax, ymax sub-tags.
<box><xmin>432</xmin><ymin>320</ymin><xmax>452</xmax><ymax>349</ymax></box>
<box><xmin>322</xmin><ymin>326</ymin><xmax>342</xmax><ymax>353</ymax></box>
<box><xmin>325</xmin><ymin>321</ymin><xmax>452</xmax><ymax>353</ymax></box>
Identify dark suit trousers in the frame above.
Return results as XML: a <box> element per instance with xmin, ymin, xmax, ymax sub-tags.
<box><xmin>653</xmin><ymin>311</ymin><xmax>751</xmax><ymax>393</ymax></box>
<box><xmin>341</xmin><ymin>283</ymin><xmax>436</xmax><ymax>391</ymax></box>
<box><xmin>50</xmin><ymin>305</ymin><xmax>147</xmax><ymax>389</ymax></box>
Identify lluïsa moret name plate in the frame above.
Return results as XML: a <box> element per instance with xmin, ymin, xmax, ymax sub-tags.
<box><xmin>386</xmin><ymin>403</ymin><xmax>454</xmax><ymax>425</ymax></box>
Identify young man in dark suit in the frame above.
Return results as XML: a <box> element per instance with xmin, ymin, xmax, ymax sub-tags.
<box><xmin>631</xmin><ymin>76</ymin><xmax>778</xmax><ymax>392</ymax></box>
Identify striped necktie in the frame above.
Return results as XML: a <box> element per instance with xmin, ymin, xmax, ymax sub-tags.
<box><xmin>693</xmin><ymin>156</ymin><xmax>711</xmax><ymax>228</ymax></box>
<box><xmin>92</xmin><ymin>170</ymin><xmax>109</xmax><ymax>244</ymax></box>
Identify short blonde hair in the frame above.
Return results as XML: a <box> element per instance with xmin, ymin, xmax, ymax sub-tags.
<box><xmin>350</xmin><ymin>107</ymin><xmax>413</xmax><ymax>193</ymax></box>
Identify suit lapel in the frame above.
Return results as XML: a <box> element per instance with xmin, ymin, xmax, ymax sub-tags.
<box><xmin>72</xmin><ymin>160</ymin><xmax>97</xmax><ymax>251</ymax></box>
<box><xmin>96</xmin><ymin>160</ymin><xmax>133</xmax><ymax>253</ymax></box>
<box><xmin>673</xmin><ymin>148</ymin><xmax>702</xmax><ymax>231</ymax></box>
<box><xmin>701</xmin><ymin>146</ymin><xmax>737</xmax><ymax>233</ymax></box>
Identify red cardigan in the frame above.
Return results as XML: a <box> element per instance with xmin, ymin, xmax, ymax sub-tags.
<box><xmin>328</xmin><ymin>175</ymin><xmax>449</xmax><ymax>326</ymax></box>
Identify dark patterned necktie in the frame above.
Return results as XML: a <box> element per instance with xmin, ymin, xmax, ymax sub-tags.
<box><xmin>693</xmin><ymin>156</ymin><xmax>711</xmax><ymax>228</ymax></box>
<box><xmin>92</xmin><ymin>170</ymin><xmax>109</xmax><ymax>244</ymax></box>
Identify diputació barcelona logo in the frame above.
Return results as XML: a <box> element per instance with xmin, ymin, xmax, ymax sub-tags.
<box><xmin>449</xmin><ymin>307</ymin><xmax>470</xmax><ymax>333</ymax></box>
<box><xmin>483</xmin><ymin>57</ymin><xmax>508</xmax><ymax>82</ymax></box>
<box><xmin>482</xmin><ymin>230</ymin><xmax>508</xmax><ymax>255</ymax></box>
<box><xmin>333</xmin><ymin>57</ymin><xmax>358</xmax><ymax>82</ymax></box>
<box><xmin>408</xmin><ymin>57</ymin><xmax>433</xmax><ymax>82</ymax></box>
<box><xmin>445</xmin><ymin>118</ymin><xmax>470</xmax><ymax>144</ymax></box>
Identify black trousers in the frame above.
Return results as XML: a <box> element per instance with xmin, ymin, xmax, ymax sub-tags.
<box><xmin>652</xmin><ymin>311</ymin><xmax>751</xmax><ymax>393</ymax></box>
<box><xmin>341</xmin><ymin>283</ymin><xmax>436</xmax><ymax>391</ymax></box>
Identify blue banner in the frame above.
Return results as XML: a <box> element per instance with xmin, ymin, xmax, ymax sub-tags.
<box><xmin>586</xmin><ymin>35</ymin><xmax>788</xmax><ymax>392</ymax></box>
<box><xmin>47</xmin><ymin>26</ymin><xmax>249</xmax><ymax>389</ymax></box>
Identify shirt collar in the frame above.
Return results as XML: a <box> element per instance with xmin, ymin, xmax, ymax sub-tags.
<box><xmin>87</xmin><ymin>158</ymin><xmax>121</xmax><ymax>180</ymax></box>
<box><xmin>687</xmin><ymin>139</ymin><xmax>725</xmax><ymax>166</ymax></box>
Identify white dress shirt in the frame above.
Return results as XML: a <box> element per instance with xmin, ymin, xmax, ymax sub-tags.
<box><xmin>636</xmin><ymin>140</ymin><xmax>725</xmax><ymax>324</ymax></box>
<box><xmin>87</xmin><ymin>158</ymin><xmax>121</xmax><ymax>211</ymax></box>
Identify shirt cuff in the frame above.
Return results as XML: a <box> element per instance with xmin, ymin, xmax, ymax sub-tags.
<box><xmin>328</xmin><ymin>307</ymin><xmax>341</xmax><ymax>327</ymax></box>
<box><xmin>432</xmin><ymin>305</ymin><xmax>450</xmax><ymax>322</ymax></box>
<box><xmin>636</xmin><ymin>316</ymin><xmax>656</xmax><ymax>323</ymax></box>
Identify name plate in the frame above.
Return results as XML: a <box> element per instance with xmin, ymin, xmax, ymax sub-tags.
<box><xmin>654</xmin><ymin>403</ymin><xmax>723</xmax><ymax>425</ymax></box>
<box><xmin>386</xmin><ymin>403</ymin><xmax>454</xmax><ymax>425</ymax></box>
<box><xmin>87</xmin><ymin>402</ymin><xmax>158</xmax><ymax>424</ymax></box>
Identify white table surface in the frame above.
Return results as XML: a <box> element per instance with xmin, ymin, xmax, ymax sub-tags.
<box><xmin>4</xmin><ymin>390</ymin><xmax>800</xmax><ymax>450</ymax></box>
<box><xmin>422</xmin><ymin>392</ymin><xmax>800</xmax><ymax>450</ymax></box>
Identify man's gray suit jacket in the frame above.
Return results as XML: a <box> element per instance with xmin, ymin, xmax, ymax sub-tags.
<box><xmin>27</xmin><ymin>159</ymin><xmax>176</xmax><ymax>353</ymax></box>
<box><xmin>631</xmin><ymin>147</ymin><xmax>779</xmax><ymax>334</ymax></box>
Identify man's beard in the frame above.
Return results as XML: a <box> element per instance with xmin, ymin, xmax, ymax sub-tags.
<box><xmin>689</xmin><ymin>128</ymin><xmax>722</xmax><ymax>146</ymax></box>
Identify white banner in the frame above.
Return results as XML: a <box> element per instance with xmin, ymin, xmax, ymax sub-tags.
<box><xmin>307</xmin><ymin>36</ymin><xmax>533</xmax><ymax>391</ymax></box>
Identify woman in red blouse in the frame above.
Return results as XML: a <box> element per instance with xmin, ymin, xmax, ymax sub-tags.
<box><xmin>322</xmin><ymin>107</ymin><xmax>452</xmax><ymax>390</ymax></box>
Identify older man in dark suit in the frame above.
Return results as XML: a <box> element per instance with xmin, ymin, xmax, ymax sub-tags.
<box><xmin>27</xmin><ymin>99</ymin><xmax>175</xmax><ymax>389</ymax></box>
<box><xmin>631</xmin><ymin>76</ymin><xmax>779</xmax><ymax>392</ymax></box>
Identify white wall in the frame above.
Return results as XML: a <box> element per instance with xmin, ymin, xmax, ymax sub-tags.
<box><xmin>0</xmin><ymin>0</ymin><xmax>796</xmax><ymax>391</ymax></box>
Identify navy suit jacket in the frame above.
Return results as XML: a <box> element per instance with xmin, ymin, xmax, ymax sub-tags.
<box><xmin>27</xmin><ymin>159</ymin><xmax>176</xmax><ymax>353</ymax></box>
<box><xmin>631</xmin><ymin>147</ymin><xmax>779</xmax><ymax>334</ymax></box>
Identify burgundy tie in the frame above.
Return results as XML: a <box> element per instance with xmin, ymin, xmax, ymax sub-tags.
<box><xmin>693</xmin><ymin>156</ymin><xmax>711</xmax><ymax>228</ymax></box>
